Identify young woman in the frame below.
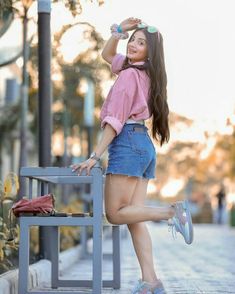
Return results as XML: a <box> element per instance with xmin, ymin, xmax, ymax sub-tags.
<box><xmin>72</xmin><ymin>17</ymin><xmax>193</xmax><ymax>294</ymax></box>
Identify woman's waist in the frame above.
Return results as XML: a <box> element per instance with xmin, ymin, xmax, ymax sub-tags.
<box><xmin>122</xmin><ymin>121</ymin><xmax>148</xmax><ymax>134</ymax></box>
<box><xmin>125</xmin><ymin>118</ymin><xmax>145</xmax><ymax>125</ymax></box>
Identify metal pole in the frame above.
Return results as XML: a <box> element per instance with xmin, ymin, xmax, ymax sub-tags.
<box><xmin>38</xmin><ymin>0</ymin><xmax>51</xmax><ymax>166</ymax></box>
<box><xmin>84</xmin><ymin>80</ymin><xmax>94</xmax><ymax>196</ymax></box>
<box><xmin>18</xmin><ymin>9</ymin><xmax>29</xmax><ymax>198</ymax></box>
<box><xmin>84</xmin><ymin>79</ymin><xmax>94</xmax><ymax>157</ymax></box>
<box><xmin>38</xmin><ymin>0</ymin><xmax>52</xmax><ymax>259</ymax></box>
<box><xmin>87</xmin><ymin>125</ymin><xmax>93</xmax><ymax>157</ymax></box>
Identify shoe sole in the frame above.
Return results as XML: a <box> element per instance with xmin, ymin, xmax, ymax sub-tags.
<box><xmin>153</xmin><ymin>289</ymin><xmax>166</xmax><ymax>294</ymax></box>
<box><xmin>183</xmin><ymin>200</ymin><xmax>194</xmax><ymax>244</ymax></box>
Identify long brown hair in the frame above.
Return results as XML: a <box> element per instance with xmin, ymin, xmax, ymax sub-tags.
<box><xmin>122</xmin><ymin>28</ymin><xmax>170</xmax><ymax>146</ymax></box>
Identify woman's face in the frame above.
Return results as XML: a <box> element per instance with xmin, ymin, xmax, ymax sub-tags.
<box><xmin>127</xmin><ymin>30</ymin><xmax>148</xmax><ymax>63</ymax></box>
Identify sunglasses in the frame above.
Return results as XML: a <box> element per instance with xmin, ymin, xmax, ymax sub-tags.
<box><xmin>137</xmin><ymin>23</ymin><xmax>158</xmax><ymax>33</ymax></box>
<box><xmin>137</xmin><ymin>23</ymin><xmax>161</xmax><ymax>41</ymax></box>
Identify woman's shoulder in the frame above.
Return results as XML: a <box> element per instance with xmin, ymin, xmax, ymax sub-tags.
<box><xmin>118</xmin><ymin>67</ymin><xmax>139</xmax><ymax>79</ymax></box>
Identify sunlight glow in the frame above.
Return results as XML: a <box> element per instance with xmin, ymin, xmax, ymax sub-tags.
<box><xmin>70</xmin><ymin>137</ymin><xmax>82</xmax><ymax>157</ymax></box>
<box><xmin>59</xmin><ymin>25</ymin><xmax>95</xmax><ymax>63</ymax></box>
<box><xmin>227</xmin><ymin>193</ymin><xmax>235</xmax><ymax>205</ymax></box>
<box><xmin>199</xmin><ymin>137</ymin><xmax>217</xmax><ymax>160</ymax></box>
<box><xmin>52</xmin><ymin>131</ymin><xmax>64</xmax><ymax>156</ymax></box>
<box><xmin>161</xmin><ymin>178</ymin><xmax>185</xmax><ymax>198</ymax></box>
<box><xmin>147</xmin><ymin>181</ymin><xmax>158</xmax><ymax>194</ymax></box>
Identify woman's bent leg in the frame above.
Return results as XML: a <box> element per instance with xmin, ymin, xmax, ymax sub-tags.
<box><xmin>104</xmin><ymin>175</ymin><xmax>165</xmax><ymax>284</ymax></box>
<box><xmin>104</xmin><ymin>174</ymin><xmax>174</xmax><ymax>225</ymax></box>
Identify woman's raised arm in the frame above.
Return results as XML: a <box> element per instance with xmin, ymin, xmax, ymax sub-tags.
<box><xmin>101</xmin><ymin>36</ymin><xmax>119</xmax><ymax>64</ymax></box>
<box><xmin>101</xmin><ymin>17</ymin><xmax>141</xmax><ymax>65</ymax></box>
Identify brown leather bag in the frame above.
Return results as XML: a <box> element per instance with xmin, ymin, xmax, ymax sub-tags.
<box><xmin>12</xmin><ymin>193</ymin><xmax>55</xmax><ymax>217</ymax></box>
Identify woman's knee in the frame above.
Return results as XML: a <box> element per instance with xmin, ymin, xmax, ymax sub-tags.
<box><xmin>106</xmin><ymin>211</ymin><xmax>121</xmax><ymax>225</ymax></box>
<box><xmin>105</xmin><ymin>205</ymin><xmax>128</xmax><ymax>225</ymax></box>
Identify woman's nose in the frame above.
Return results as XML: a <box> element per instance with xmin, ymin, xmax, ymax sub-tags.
<box><xmin>128</xmin><ymin>44</ymin><xmax>136</xmax><ymax>50</ymax></box>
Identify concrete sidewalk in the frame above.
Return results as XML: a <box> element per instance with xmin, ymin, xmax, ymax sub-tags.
<box><xmin>37</xmin><ymin>223</ymin><xmax>235</xmax><ymax>293</ymax></box>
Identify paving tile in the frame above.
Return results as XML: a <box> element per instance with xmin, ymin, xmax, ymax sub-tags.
<box><xmin>36</xmin><ymin>223</ymin><xmax>235</xmax><ymax>293</ymax></box>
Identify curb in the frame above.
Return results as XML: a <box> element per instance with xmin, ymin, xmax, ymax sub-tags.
<box><xmin>0</xmin><ymin>244</ymin><xmax>82</xmax><ymax>294</ymax></box>
<box><xmin>0</xmin><ymin>260</ymin><xmax>51</xmax><ymax>294</ymax></box>
<box><xmin>0</xmin><ymin>228</ymin><xmax>121</xmax><ymax>294</ymax></box>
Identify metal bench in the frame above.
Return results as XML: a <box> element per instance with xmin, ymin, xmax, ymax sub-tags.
<box><xmin>18</xmin><ymin>167</ymin><xmax>120</xmax><ymax>294</ymax></box>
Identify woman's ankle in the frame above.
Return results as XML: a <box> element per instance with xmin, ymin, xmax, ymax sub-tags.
<box><xmin>168</xmin><ymin>205</ymin><xmax>175</xmax><ymax>219</ymax></box>
<box><xmin>142</xmin><ymin>278</ymin><xmax>163</xmax><ymax>287</ymax></box>
<box><xmin>142</xmin><ymin>273</ymin><xmax>158</xmax><ymax>284</ymax></box>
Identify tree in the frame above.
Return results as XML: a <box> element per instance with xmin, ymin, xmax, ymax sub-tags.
<box><xmin>27</xmin><ymin>20</ymin><xmax>111</xmax><ymax>164</ymax></box>
<box><xmin>0</xmin><ymin>0</ymin><xmax>106</xmax><ymax>191</ymax></box>
<box><xmin>0</xmin><ymin>0</ymin><xmax>105</xmax><ymax>18</ymax></box>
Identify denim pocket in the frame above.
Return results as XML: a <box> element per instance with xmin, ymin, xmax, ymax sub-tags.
<box><xmin>127</xmin><ymin>130</ymin><xmax>148</xmax><ymax>154</ymax></box>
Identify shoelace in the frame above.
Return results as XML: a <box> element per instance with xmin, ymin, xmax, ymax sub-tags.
<box><xmin>168</xmin><ymin>218</ymin><xmax>177</xmax><ymax>240</ymax></box>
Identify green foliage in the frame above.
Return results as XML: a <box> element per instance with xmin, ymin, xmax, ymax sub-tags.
<box><xmin>27</xmin><ymin>20</ymin><xmax>111</xmax><ymax>144</ymax></box>
<box><xmin>0</xmin><ymin>173</ymin><xmax>20</xmax><ymax>274</ymax></box>
<box><xmin>0</xmin><ymin>0</ymin><xmax>12</xmax><ymax>16</ymax></box>
<box><xmin>0</xmin><ymin>0</ymin><xmax>104</xmax><ymax>18</ymax></box>
<box><xmin>216</xmin><ymin>129</ymin><xmax>235</xmax><ymax>179</ymax></box>
<box><xmin>1</xmin><ymin>0</ymin><xmax>110</xmax><ymax>152</ymax></box>
<box><xmin>0</xmin><ymin>104</ymin><xmax>19</xmax><ymax>132</ymax></box>
<box><xmin>0</xmin><ymin>103</ymin><xmax>20</xmax><ymax>150</ymax></box>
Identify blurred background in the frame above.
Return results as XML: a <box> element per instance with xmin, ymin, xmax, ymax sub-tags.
<box><xmin>0</xmin><ymin>0</ymin><xmax>235</xmax><ymax>274</ymax></box>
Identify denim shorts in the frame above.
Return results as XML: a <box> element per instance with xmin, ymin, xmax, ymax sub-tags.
<box><xmin>106</xmin><ymin>124</ymin><xmax>156</xmax><ymax>179</ymax></box>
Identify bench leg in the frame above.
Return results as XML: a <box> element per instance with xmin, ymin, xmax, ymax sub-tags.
<box><xmin>92</xmin><ymin>223</ymin><xmax>102</xmax><ymax>294</ymax></box>
<box><xmin>81</xmin><ymin>226</ymin><xmax>89</xmax><ymax>258</ymax></box>
<box><xmin>18</xmin><ymin>219</ymin><xmax>30</xmax><ymax>294</ymax></box>
<box><xmin>50</xmin><ymin>226</ymin><xmax>59</xmax><ymax>288</ymax></box>
<box><xmin>112</xmin><ymin>225</ymin><xmax>121</xmax><ymax>289</ymax></box>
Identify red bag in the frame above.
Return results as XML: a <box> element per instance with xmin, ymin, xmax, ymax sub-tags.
<box><xmin>12</xmin><ymin>193</ymin><xmax>55</xmax><ymax>217</ymax></box>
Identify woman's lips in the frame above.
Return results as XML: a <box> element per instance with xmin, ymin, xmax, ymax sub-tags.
<box><xmin>128</xmin><ymin>49</ymin><xmax>136</xmax><ymax>54</ymax></box>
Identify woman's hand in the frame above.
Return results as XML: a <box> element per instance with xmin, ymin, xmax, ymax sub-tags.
<box><xmin>119</xmin><ymin>17</ymin><xmax>141</xmax><ymax>32</ymax></box>
<box><xmin>71</xmin><ymin>158</ymin><xmax>97</xmax><ymax>176</ymax></box>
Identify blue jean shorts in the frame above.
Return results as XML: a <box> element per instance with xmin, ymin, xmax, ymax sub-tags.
<box><xmin>106</xmin><ymin>124</ymin><xmax>156</xmax><ymax>179</ymax></box>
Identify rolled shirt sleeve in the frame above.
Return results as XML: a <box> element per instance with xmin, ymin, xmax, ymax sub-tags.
<box><xmin>111</xmin><ymin>54</ymin><xmax>126</xmax><ymax>75</ymax></box>
<box><xmin>101</xmin><ymin>68</ymin><xmax>138</xmax><ymax>135</ymax></box>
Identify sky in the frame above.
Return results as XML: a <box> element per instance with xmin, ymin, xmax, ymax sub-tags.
<box><xmin>75</xmin><ymin>0</ymin><xmax>235</xmax><ymax>131</ymax></box>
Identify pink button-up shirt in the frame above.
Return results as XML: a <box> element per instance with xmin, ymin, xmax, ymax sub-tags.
<box><xmin>100</xmin><ymin>54</ymin><xmax>151</xmax><ymax>135</ymax></box>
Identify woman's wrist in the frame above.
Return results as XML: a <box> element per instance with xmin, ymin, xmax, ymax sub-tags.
<box><xmin>89</xmin><ymin>152</ymin><xmax>101</xmax><ymax>161</ymax></box>
<box><xmin>110</xmin><ymin>24</ymin><xmax>129</xmax><ymax>40</ymax></box>
<box><xmin>117</xmin><ymin>25</ymin><xmax>123</xmax><ymax>33</ymax></box>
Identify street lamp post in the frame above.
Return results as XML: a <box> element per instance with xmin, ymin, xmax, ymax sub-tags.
<box><xmin>37</xmin><ymin>0</ymin><xmax>52</xmax><ymax>259</ymax></box>
<box><xmin>38</xmin><ymin>0</ymin><xmax>52</xmax><ymax>167</ymax></box>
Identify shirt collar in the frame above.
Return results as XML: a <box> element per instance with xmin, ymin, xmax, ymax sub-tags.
<box><xmin>128</xmin><ymin>59</ymin><xmax>145</xmax><ymax>66</ymax></box>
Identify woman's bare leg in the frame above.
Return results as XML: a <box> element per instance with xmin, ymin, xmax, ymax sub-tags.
<box><xmin>104</xmin><ymin>174</ymin><xmax>173</xmax><ymax>284</ymax></box>
<box><xmin>105</xmin><ymin>175</ymin><xmax>174</xmax><ymax>225</ymax></box>
<box><xmin>128</xmin><ymin>222</ymin><xmax>157</xmax><ymax>283</ymax></box>
<box><xmin>128</xmin><ymin>178</ymin><xmax>157</xmax><ymax>283</ymax></box>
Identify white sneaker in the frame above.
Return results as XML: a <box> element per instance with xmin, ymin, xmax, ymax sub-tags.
<box><xmin>132</xmin><ymin>279</ymin><xmax>165</xmax><ymax>294</ymax></box>
<box><xmin>169</xmin><ymin>200</ymin><xmax>194</xmax><ymax>245</ymax></box>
